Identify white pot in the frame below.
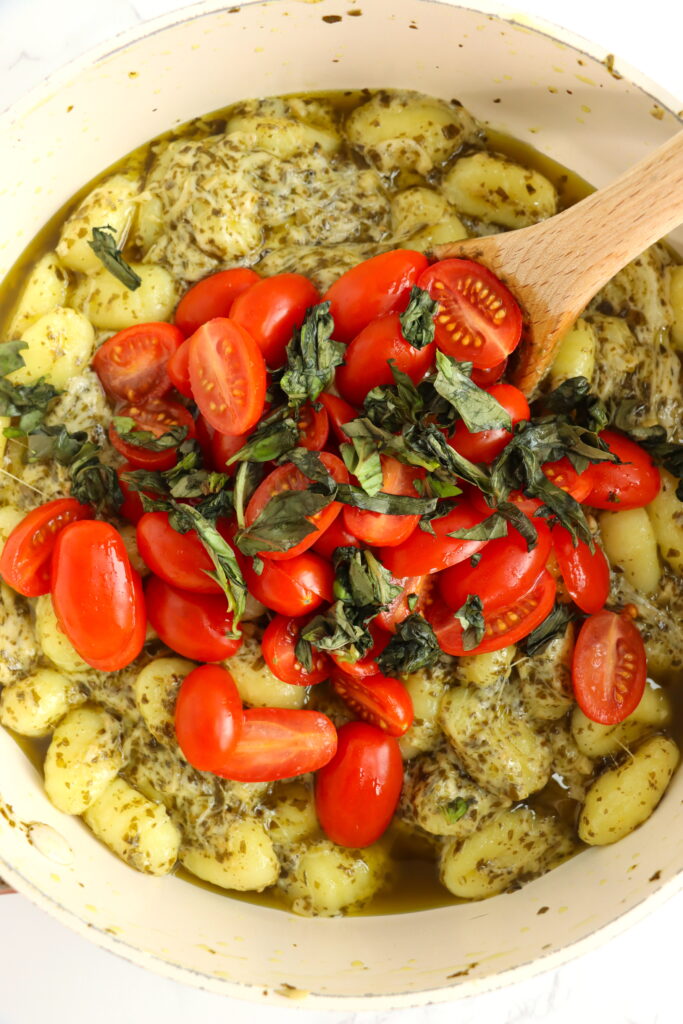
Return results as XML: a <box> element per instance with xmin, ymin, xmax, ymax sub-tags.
<box><xmin>0</xmin><ymin>0</ymin><xmax>681</xmax><ymax>1008</ymax></box>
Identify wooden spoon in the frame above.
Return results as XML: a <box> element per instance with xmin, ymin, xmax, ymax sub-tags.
<box><xmin>432</xmin><ymin>130</ymin><xmax>683</xmax><ymax>396</ymax></box>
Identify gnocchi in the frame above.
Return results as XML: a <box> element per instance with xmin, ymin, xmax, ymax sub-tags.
<box><xmin>181</xmin><ymin>819</ymin><xmax>279</xmax><ymax>891</ymax></box>
<box><xmin>56</xmin><ymin>174</ymin><xmax>140</xmax><ymax>274</ymax></box>
<box><xmin>84</xmin><ymin>777</ymin><xmax>180</xmax><ymax>875</ymax></box>
<box><xmin>442</xmin><ymin>152</ymin><xmax>557</xmax><ymax>228</ymax></box>
<box><xmin>44</xmin><ymin>706</ymin><xmax>123</xmax><ymax>814</ymax></box>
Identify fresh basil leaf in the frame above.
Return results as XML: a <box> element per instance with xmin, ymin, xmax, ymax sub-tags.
<box><xmin>280</xmin><ymin>302</ymin><xmax>345</xmax><ymax>407</ymax></box>
<box><xmin>297</xmin><ymin>601</ymin><xmax>373</xmax><ymax>666</ymax></box>
<box><xmin>285</xmin><ymin>448</ymin><xmax>337</xmax><ymax>494</ymax></box>
<box><xmin>226</xmin><ymin>409</ymin><xmax>299</xmax><ymax>465</ymax></box>
<box><xmin>0</xmin><ymin>377</ymin><xmax>61</xmax><ymax>433</ymax></box>
<box><xmin>0</xmin><ymin>341</ymin><xmax>28</xmax><ymax>377</ymax></box>
<box><xmin>363</xmin><ymin>362</ymin><xmax>425</xmax><ymax>431</ymax></box>
<box><xmin>377</xmin><ymin>613</ymin><xmax>440</xmax><ymax>675</ymax></box>
<box><xmin>88</xmin><ymin>225</ymin><xmax>141</xmax><ymax>291</ymax></box>
<box><xmin>332</xmin><ymin>547</ymin><xmax>402</xmax><ymax>610</ymax></box>
<box><xmin>26</xmin><ymin>424</ymin><xmax>123</xmax><ymax>515</ymax></box>
<box><xmin>496</xmin><ymin>500</ymin><xmax>539</xmax><ymax>550</ymax></box>
<box><xmin>441</xmin><ymin>797</ymin><xmax>473</xmax><ymax>825</ymax></box>
<box><xmin>447</xmin><ymin>513</ymin><xmax>508</xmax><ymax>542</ymax></box>
<box><xmin>453</xmin><ymin>594</ymin><xmax>485</xmax><ymax>651</ymax></box>
<box><xmin>112</xmin><ymin>416</ymin><xmax>188</xmax><ymax>452</ymax></box>
<box><xmin>434</xmin><ymin>350</ymin><xmax>513</xmax><ymax>433</ymax></box>
<box><xmin>540</xmin><ymin>376</ymin><xmax>609</xmax><ymax>433</ymax></box>
<box><xmin>233</xmin><ymin>460</ymin><xmax>263</xmax><ymax>530</ymax></box>
<box><xmin>524</xmin><ymin>603</ymin><xmax>576</xmax><ymax>656</ymax></box>
<box><xmin>426</xmin><ymin>474</ymin><xmax>462</xmax><ymax>499</ymax></box>
<box><xmin>234</xmin><ymin>487</ymin><xmax>330</xmax><ymax>557</ymax></box>
<box><xmin>399</xmin><ymin>286</ymin><xmax>438</xmax><ymax>349</ymax></box>
<box><xmin>340</xmin><ymin>438</ymin><xmax>384</xmax><ymax>496</ymax></box>
<box><xmin>336</xmin><ymin>482</ymin><xmax>437</xmax><ymax>516</ymax></box>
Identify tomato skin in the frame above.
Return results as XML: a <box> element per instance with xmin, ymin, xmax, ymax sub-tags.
<box><xmin>214</xmin><ymin>708</ymin><xmax>338</xmax><ymax>783</ymax></box>
<box><xmin>262</xmin><ymin>615</ymin><xmax>332</xmax><ymax>685</ymax></box>
<box><xmin>167</xmin><ymin>338</ymin><xmax>193</xmax><ymax>398</ymax></box>
<box><xmin>324</xmin><ymin>250</ymin><xmax>428</xmax><ymax>344</ymax></box>
<box><xmin>244</xmin><ymin>452</ymin><xmax>349</xmax><ymax>560</ymax></box>
<box><xmin>542</xmin><ymin>456</ymin><xmax>592</xmax><ymax>502</ymax></box>
<box><xmin>332</xmin><ymin>672</ymin><xmax>414</xmax><ymax>737</ymax></box>
<box><xmin>116</xmin><ymin>465</ymin><xmax>146</xmax><ymax>525</ymax></box>
<box><xmin>136</xmin><ymin>511</ymin><xmax>230</xmax><ymax>594</ymax></box>
<box><xmin>315</xmin><ymin>722</ymin><xmax>403</xmax><ymax>847</ymax></box>
<box><xmin>429</xmin><ymin>570</ymin><xmax>556</xmax><ymax>656</ymax></box>
<box><xmin>335</xmin><ymin>312</ymin><xmax>435</xmax><ymax>406</ymax></box>
<box><xmin>469</xmin><ymin>486</ymin><xmax>544</xmax><ymax>520</ymax></box>
<box><xmin>572</xmin><ymin>610</ymin><xmax>647</xmax><ymax>725</ymax></box>
<box><xmin>374</xmin><ymin>574</ymin><xmax>434</xmax><ymax>633</ymax></box>
<box><xmin>551</xmin><ymin>524</ymin><xmax>610</xmax><ymax>615</ymax></box>
<box><xmin>174</xmin><ymin>665</ymin><xmax>243</xmax><ymax>772</ymax></box>
<box><xmin>471</xmin><ymin>359</ymin><xmax>507</xmax><ymax>387</ymax></box>
<box><xmin>417</xmin><ymin>259</ymin><xmax>523</xmax><ymax>369</ymax></box>
<box><xmin>342</xmin><ymin>457</ymin><xmax>422</xmax><ymax>548</ymax></box>
<box><xmin>51</xmin><ymin>520</ymin><xmax>146</xmax><ymax>671</ymax></box>
<box><xmin>379</xmin><ymin>500</ymin><xmax>489</xmax><ymax>577</ymax></box>
<box><xmin>438</xmin><ymin>521</ymin><xmax>552</xmax><ymax>613</ymax></box>
<box><xmin>230</xmin><ymin>273</ymin><xmax>320</xmax><ymax>367</ymax></box>
<box><xmin>145</xmin><ymin>575</ymin><xmax>242</xmax><ymax>662</ymax></box>
<box><xmin>297</xmin><ymin>401</ymin><xmax>329</xmax><ymax>451</ymax></box>
<box><xmin>239</xmin><ymin>550</ymin><xmax>334</xmax><ymax>616</ymax></box>
<box><xmin>92</xmin><ymin>322</ymin><xmax>184</xmax><ymax>403</ymax></box>
<box><xmin>581</xmin><ymin>430</ymin><xmax>661</xmax><ymax>510</ymax></box>
<box><xmin>189</xmin><ymin>318</ymin><xmax>266</xmax><ymax>436</ymax></box>
<box><xmin>174</xmin><ymin>268</ymin><xmax>260</xmax><ymax>337</ymax></box>
<box><xmin>317</xmin><ymin>392</ymin><xmax>358</xmax><ymax>444</ymax></box>
<box><xmin>210</xmin><ymin>428</ymin><xmax>250</xmax><ymax>474</ymax></box>
<box><xmin>329</xmin><ymin>624</ymin><xmax>390</xmax><ymax>679</ymax></box>
<box><xmin>447</xmin><ymin>383</ymin><xmax>529</xmax><ymax>464</ymax></box>
<box><xmin>0</xmin><ymin>498</ymin><xmax>91</xmax><ymax>597</ymax></box>
<box><xmin>109</xmin><ymin>398</ymin><xmax>196</xmax><ymax>471</ymax></box>
<box><xmin>313</xmin><ymin>516</ymin><xmax>361</xmax><ymax>560</ymax></box>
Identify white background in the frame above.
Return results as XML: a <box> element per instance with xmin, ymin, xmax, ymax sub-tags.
<box><xmin>1</xmin><ymin>1</ymin><xmax>682</xmax><ymax>1022</ymax></box>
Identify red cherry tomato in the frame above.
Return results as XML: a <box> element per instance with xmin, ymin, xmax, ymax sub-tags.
<box><xmin>448</xmin><ymin>383</ymin><xmax>529</xmax><ymax>464</ymax></box>
<box><xmin>329</xmin><ymin>624</ymin><xmax>390</xmax><ymax>679</ymax></box>
<box><xmin>374</xmin><ymin>573</ymin><xmax>434</xmax><ymax>633</ymax></box>
<box><xmin>109</xmin><ymin>398</ymin><xmax>196</xmax><ymax>471</ymax></box>
<box><xmin>313</xmin><ymin>516</ymin><xmax>361</xmax><ymax>560</ymax></box>
<box><xmin>230</xmin><ymin>273</ymin><xmax>320</xmax><ymax>367</ymax></box>
<box><xmin>116</xmin><ymin>463</ymin><xmax>150</xmax><ymax>525</ymax></box>
<box><xmin>542</xmin><ymin>456</ymin><xmax>592</xmax><ymax>501</ymax></box>
<box><xmin>145</xmin><ymin>575</ymin><xmax>242</xmax><ymax>662</ymax></box>
<box><xmin>297</xmin><ymin>401</ymin><xmax>329</xmax><ymax>451</ymax></box>
<box><xmin>189</xmin><ymin>318</ymin><xmax>266</xmax><ymax>435</ymax></box>
<box><xmin>244</xmin><ymin>451</ymin><xmax>349</xmax><ymax>560</ymax></box>
<box><xmin>417</xmin><ymin>259</ymin><xmax>523</xmax><ymax>369</ymax></box>
<box><xmin>136</xmin><ymin>511</ymin><xmax>233</xmax><ymax>594</ymax></box>
<box><xmin>174</xmin><ymin>665</ymin><xmax>243</xmax><ymax>772</ymax></box>
<box><xmin>551</xmin><ymin>524</ymin><xmax>610</xmax><ymax>614</ymax></box>
<box><xmin>315</xmin><ymin>721</ymin><xmax>403</xmax><ymax>847</ymax></box>
<box><xmin>379</xmin><ymin>500</ymin><xmax>489</xmax><ymax>577</ymax></box>
<box><xmin>335</xmin><ymin>312</ymin><xmax>435</xmax><ymax>406</ymax></box>
<box><xmin>317</xmin><ymin>392</ymin><xmax>359</xmax><ymax>444</ymax></box>
<box><xmin>572</xmin><ymin>610</ymin><xmax>647</xmax><ymax>724</ymax></box>
<box><xmin>174</xmin><ymin>268</ymin><xmax>260</xmax><ymax>336</ymax></box>
<box><xmin>214</xmin><ymin>708</ymin><xmax>337</xmax><ymax>782</ymax></box>
<box><xmin>343</xmin><ymin>457</ymin><xmax>422</xmax><ymax>548</ymax></box>
<box><xmin>332</xmin><ymin>672</ymin><xmax>414</xmax><ymax>737</ymax></box>
<box><xmin>324</xmin><ymin>250</ymin><xmax>428</xmax><ymax>344</ymax></box>
<box><xmin>51</xmin><ymin>520</ymin><xmax>146</xmax><ymax>671</ymax></box>
<box><xmin>581</xmin><ymin>430</ymin><xmax>661</xmax><ymax>510</ymax></box>
<box><xmin>210</xmin><ymin>428</ymin><xmax>250</xmax><ymax>473</ymax></box>
<box><xmin>429</xmin><ymin>570</ymin><xmax>556</xmax><ymax>655</ymax></box>
<box><xmin>262</xmin><ymin>615</ymin><xmax>332</xmax><ymax>685</ymax></box>
<box><xmin>239</xmin><ymin>550</ymin><xmax>334</xmax><ymax>616</ymax></box>
<box><xmin>468</xmin><ymin>486</ymin><xmax>544</xmax><ymax>520</ymax></box>
<box><xmin>471</xmin><ymin>359</ymin><xmax>507</xmax><ymax>387</ymax></box>
<box><xmin>92</xmin><ymin>322</ymin><xmax>184</xmax><ymax>403</ymax></box>
<box><xmin>438</xmin><ymin>521</ymin><xmax>552</xmax><ymax>613</ymax></box>
<box><xmin>0</xmin><ymin>498</ymin><xmax>91</xmax><ymax>597</ymax></box>
<box><xmin>167</xmin><ymin>338</ymin><xmax>193</xmax><ymax>398</ymax></box>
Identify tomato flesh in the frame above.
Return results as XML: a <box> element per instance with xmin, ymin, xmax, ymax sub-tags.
<box><xmin>230</xmin><ymin>273</ymin><xmax>320</xmax><ymax>368</ymax></box>
<box><xmin>572</xmin><ymin>610</ymin><xmax>647</xmax><ymax>724</ymax></box>
<box><xmin>581</xmin><ymin>430</ymin><xmax>661</xmax><ymax>510</ymax></box>
<box><xmin>551</xmin><ymin>524</ymin><xmax>610</xmax><ymax>614</ymax></box>
<box><xmin>542</xmin><ymin>456</ymin><xmax>592</xmax><ymax>502</ymax></box>
<box><xmin>0</xmin><ymin>498</ymin><xmax>91</xmax><ymax>597</ymax></box>
<box><xmin>189</xmin><ymin>318</ymin><xmax>266</xmax><ymax>435</ymax></box>
<box><xmin>175</xmin><ymin>268</ymin><xmax>260</xmax><ymax>336</ymax></box>
<box><xmin>174</xmin><ymin>665</ymin><xmax>243</xmax><ymax>772</ymax></box>
<box><xmin>92</xmin><ymin>322</ymin><xmax>184</xmax><ymax>403</ymax></box>
<box><xmin>332</xmin><ymin>672</ymin><xmax>414</xmax><ymax>737</ymax></box>
<box><xmin>317</xmin><ymin>392</ymin><xmax>359</xmax><ymax>444</ymax></box>
<box><xmin>448</xmin><ymin>383</ymin><xmax>529</xmax><ymax>464</ymax></box>
<box><xmin>262</xmin><ymin>615</ymin><xmax>332</xmax><ymax>685</ymax></box>
<box><xmin>167</xmin><ymin>338</ymin><xmax>193</xmax><ymax>398</ymax></box>
<box><xmin>109</xmin><ymin>398</ymin><xmax>196</xmax><ymax>471</ymax></box>
<box><xmin>214</xmin><ymin>708</ymin><xmax>338</xmax><ymax>782</ymax></box>
<box><xmin>145</xmin><ymin>575</ymin><xmax>242</xmax><ymax>662</ymax></box>
<box><xmin>335</xmin><ymin>311</ymin><xmax>435</xmax><ymax>406</ymax></box>
<box><xmin>379</xmin><ymin>500</ymin><xmax>489</xmax><ymax>577</ymax></box>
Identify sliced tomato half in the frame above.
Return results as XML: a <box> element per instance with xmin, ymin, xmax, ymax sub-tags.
<box><xmin>332</xmin><ymin>672</ymin><xmax>414</xmax><ymax>737</ymax></box>
<box><xmin>551</xmin><ymin>523</ymin><xmax>610</xmax><ymax>614</ymax></box>
<box><xmin>214</xmin><ymin>708</ymin><xmax>338</xmax><ymax>782</ymax></box>
<box><xmin>572</xmin><ymin>610</ymin><xmax>647</xmax><ymax>724</ymax></box>
<box><xmin>188</xmin><ymin>317</ymin><xmax>266</xmax><ymax>435</ymax></box>
<box><xmin>262</xmin><ymin>615</ymin><xmax>332</xmax><ymax>685</ymax></box>
<box><xmin>0</xmin><ymin>498</ymin><xmax>91</xmax><ymax>597</ymax></box>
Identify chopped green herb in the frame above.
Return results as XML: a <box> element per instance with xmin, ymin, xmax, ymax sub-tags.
<box><xmin>442</xmin><ymin>797</ymin><xmax>472</xmax><ymax>824</ymax></box>
<box><xmin>398</xmin><ymin>286</ymin><xmax>438</xmax><ymax>349</ymax></box>
<box><xmin>433</xmin><ymin>349</ymin><xmax>513</xmax><ymax>433</ymax></box>
<box><xmin>524</xmin><ymin>602</ymin><xmax>576</xmax><ymax>656</ymax></box>
<box><xmin>226</xmin><ymin>408</ymin><xmax>299</xmax><ymax>465</ymax></box>
<box><xmin>377</xmin><ymin>613</ymin><xmax>440</xmax><ymax>675</ymax></box>
<box><xmin>27</xmin><ymin>424</ymin><xmax>123</xmax><ymax>515</ymax></box>
<box><xmin>112</xmin><ymin>416</ymin><xmax>188</xmax><ymax>452</ymax></box>
<box><xmin>453</xmin><ymin>594</ymin><xmax>485</xmax><ymax>651</ymax></box>
<box><xmin>340</xmin><ymin>437</ymin><xmax>384</xmax><ymax>496</ymax></box>
<box><xmin>88</xmin><ymin>225</ymin><xmax>141</xmax><ymax>291</ymax></box>
<box><xmin>447</xmin><ymin>513</ymin><xmax>508</xmax><ymax>542</ymax></box>
<box><xmin>280</xmin><ymin>302</ymin><xmax>345</xmax><ymax>407</ymax></box>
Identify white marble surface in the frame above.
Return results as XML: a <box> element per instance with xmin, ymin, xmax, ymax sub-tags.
<box><xmin>1</xmin><ymin>1</ymin><xmax>682</xmax><ymax>1021</ymax></box>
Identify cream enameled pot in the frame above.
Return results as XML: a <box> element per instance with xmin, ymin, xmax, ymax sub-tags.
<box><xmin>0</xmin><ymin>0</ymin><xmax>682</xmax><ymax>1008</ymax></box>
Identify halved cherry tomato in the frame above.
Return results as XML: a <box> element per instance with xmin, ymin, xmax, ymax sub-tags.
<box><xmin>262</xmin><ymin>615</ymin><xmax>332</xmax><ymax>685</ymax></box>
<box><xmin>109</xmin><ymin>397</ymin><xmax>196</xmax><ymax>471</ymax></box>
<box><xmin>92</xmin><ymin>322</ymin><xmax>184</xmax><ymax>403</ymax></box>
<box><xmin>343</xmin><ymin>456</ymin><xmax>422</xmax><ymax>547</ymax></box>
<box><xmin>116</xmin><ymin>464</ymin><xmax>146</xmax><ymax>524</ymax></box>
<box><xmin>379</xmin><ymin>500</ymin><xmax>488</xmax><ymax>577</ymax></box>
<box><xmin>174</xmin><ymin>665</ymin><xmax>243</xmax><ymax>772</ymax></box>
<box><xmin>136</xmin><ymin>511</ymin><xmax>232</xmax><ymax>594</ymax></box>
<box><xmin>297</xmin><ymin>402</ymin><xmax>329</xmax><ymax>451</ymax></box>
<box><xmin>551</xmin><ymin>524</ymin><xmax>610</xmax><ymax>615</ymax></box>
<box><xmin>239</xmin><ymin>550</ymin><xmax>334</xmax><ymax>616</ymax></box>
<box><xmin>317</xmin><ymin>392</ymin><xmax>358</xmax><ymax>444</ymax></box>
<box><xmin>244</xmin><ymin>451</ymin><xmax>349</xmax><ymax>560</ymax></box>
<box><xmin>214</xmin><ymin>708</ymin><xmax>337</xmax><ymax>782</ymax></box>
<box><xmin>471</xmin><ymin>359</ymin><xmax>507</xmax><ymax>387</ymax></box>
<box><xmin>210</xmin><ymin>427</ymin><xmax>250</xmax><ymax>473</ymax></box>
<box><xmin>329</xmin><ymin>624</ymin><xmax>390</xmax><ymax>679</ymax></box>
<box><xmin>468</xmin><ymin>486</ymin><xmax>544</xmax><ymax>520</ymax></box>
<box><xmin>448</xmin><ymin>383</ymin><xmax>529</xmax><ymax>464</ymax></box>
<box><xmin>167</xmin><ymin>338</ymin><xmax>193</xmax><ymax>398</ymax></box>
<box><xmin>313</xmin><ymin>516</ymin><xmax>361</xmax><ymax>560</ymax></box>
<box><xmin>417</xmin><ymin>259</ymin><xmax>523</xmax><ymax>369</ymax></box>
<box><xmin>572</xmin><ymin>609</ymin><xmax>647</xmax><ymax>724</ymax></box>
<box><xmin>174</xmin><ymin>268</ymin><xmax>260</xmax><ymax>336</ymax></box>
<box><xmin>335</xmin><ymin>312</ymin><xmax>435</xmax><ymax>406</ymax></box>
<box><xmin>51</xmin><ymin>520</ymin><xmax>146</xmax><ymax>671</ymax></box>
<box><xmin>438</xmin><ymin>521</ymin><xmax>552</xmax><ymax>613</ymax></box>
<box><xmin>542</xmin><ymin>456</ymin><xmax>592</xmax><ymax>501</ymax></box>
<box><xmin>189</xmin><ymin>318</ymin><xmax>266</xmax><ymax>435</ymax></box>
<box><xmin>0</xmin><ymin>498</ymin><xmax>91</xmax><ymax>597</ymax></box>
<box><xmin>315</xmin><ymin>721</ymin><xmax>403</xmax><ymax>847</ymax></box>
<box><xmin>332</xmin><ymin>672</ymin><xmax>414</xmax><ymax>737</ymax></box>
<box><xmin>324</xmin><ymin>250</ymin><xmax>428</xmax><ymax>344</ymax></box>
<box><xmin>429</xmin><ymin>570</ymin><xmax>556</xmax><ymax>655</ymax></box>
<box><xmin>230</xmin><ymin>273</ymin><xmax>320</xmax><ymax>367</ymax></box>
<box><xmin>145</xmin><ymin>575</ymin><xmax>242</xmax><ymax>662</ymax></box>
<box><xmin>581</xmin><ymin>430</ymin><xmax>661</xmax><ymax>510</ymax></box>
<box><xmin>374</xmin><ymin>573</ymin><xmax>434</xmax><ymax>633</ymax></box>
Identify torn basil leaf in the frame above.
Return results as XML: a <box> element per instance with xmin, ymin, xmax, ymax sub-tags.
<box><xmin>0</xmin><ymin>340</ymin><xmax>29</xmax><ymax>377</ymax></box>
<box><xmin>340</xmin><ymin>437</ymin><xmax>384</xmax><ymax>496</ymax></box>
<box><xmin>332</xmin><ymin>547</ymin><xmax>402</xmax><ymax>610</ymax></box>
<box><xmin>26</xmin><ymin>425</ymin><xmax>123</xmax><ymax>515</ymax></box>
<box><xmin>112</xmin><ymin>416</ymin><xmax>188</xmax><ymax>451</ymax></box>
<box><xmin>608</xmin><ymin>400</ymin><xmax>683</xmax><ymax>500</ymax></box>
<box><xmin>377</xmin><ymin>613</ymin><xmax>440</xmax><ymax>675</ymax></box>
<box><xmin>336</xmin><ymin>482</ymin><xmax>437</xmax><ymax>516</ymax></box>
<box><xmin>280</xmin><ymin>302</ymin><xmax>345</xmax><ymax>407</ymax></box>
<box><xmin>453</xmin><ymin>594</ymin><xmax>485</xmax><ymax>651</ymax></box>
<box><xmin>88</xmin><ymin>225</ymin><xmax>141</xmax><ymax>291</ymax></box>
<box><xmin>234</xmin><ymin>487</ymin><xmax>331</xmax><ymax>557</ymax></box>
<box><xmin>297</xmin><ymin>600</ymin><xmax>373</xmax><ymax>669</ymax></box>
<box><xmin>399</xmin><ymin>286</ymin><xmax>438</xmax><ymax>349</ymax></box>
<box><xmin>363</xmin><ymin>362</ymin><xmax>425</xmax><ymax>432</ymax></box>
<box><xmin>447</xmin><ymin>513</ymin><xmax>508</xmax><ymax>542</ymax></box>
<box><xmin>232</xmin><ymin>460</ymin><xmax>264</xmax><ymax>530</ymax></box>
<box><xmin>0</xmin><ymin>375</ymin><xmax>61</xmax><ymax>435</ymax></box>
<box><xmin>226</xmin><ymin>408</ymin><xmax>299</xmax><ymax>465</ymax></box>
<box><xmin>540</xmin><ymin>375</ymin><xmax>609</xmax><ymax>433</ymax></box>
<box><xmin>524</xmin><ymin>602</ymin><xmax>576</xmax><ymax>656</ymax></box>
<box><xmin>434</xmin><ymin>349</ymin><xmax>513</xmax><ymax>433</ymax></box>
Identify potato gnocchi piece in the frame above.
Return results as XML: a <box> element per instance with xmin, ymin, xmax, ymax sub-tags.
<box><xmin>0</xmin><ymin>583</ymin><xmax>39</xmax><ymax>685</ymax></box>
<box><xmin>609</xmin><ymin>569</ymin><xmax>683</xmax><ymax>683</ymax></box>
<box><xmin>71</xmin><ymin>263</ymin><xmax>178</xmax><ymax>330</ymax></box>
<box><xmin>8</xmin><ymin>252</ymin><xmax>69</xmax><ymax>337</ymax></box>
<box><xmin>181</xmin><ymin>818</ymin><xmax>279</xmax><ymax>891</ymax></box>
<box><xmin>0</xmin><ymin>505</ymin><xmax>25</xmax><ymax>547</ymax></box>
<box><xmin>550</xmin><ymin>318</ymin><xmax>597</xmax><ymax>387</ymax></box>
<box><xmin>283</xmin><ymin>839</ymin><xmax>390</xmax><ymax>917</ymax></box>
<box><xmin>227</xmin><ymin>96</ymin><xmax>341</xmax><ymax>158</ymax></box>
<box><xmin>44</xmin><ymin>705</ymin><xmax>123</xmax><ymax>814</ymax></box>
<box><xmin>390</xmin><ymin>187</ymin><xmax>468</xmax><ymax>249</ymax></box>
<box><xmin>56</xmin><ymin>174</ymin><xmax>140</xmax><ymax>274</ymax></box>
<box><xmin>346</xmin><ymin>90</ymin><xmax>477</xmax><ymax>177</ymax></box>
<box><xmin>647</xmin><ymin>469</ymin><xmax>683</xmax><ymax>577</ymax></box>
<box><xmin>132</xmin><ymin>193</ymin><xmax>164</xmax><ymax>254</ymax></box>
<box><xmin>571</xmin><ymin>681</ymin><xmax>672</xmax><ymax>759</ymax></box>
<box><xmin>0</xmin><ymin>667</ymin><xmax>85</xmax><ymax>737</ymax></box>
<box><xmin>35</xmin><ymin>594</ymin><xmax>89</xmax><ymax>672</ymax></box>
<box><xmin>669</xmin><ymin>264</ymin><xmax>683</xmax><ymax>351</ymax></box>
<box><xmin>118</xmin><ymin>523</ymin><xmax>149</xmax><ymax>578</ymax></box>
<box><xmin>579</xmin><ymin>735</ymin><xmax>679</xmax><ymax>846</ymax></box>
<box><xmin>399</xmin><ymin>664</ymin><xmax>450</xmax><ymax>760</ymax></box>
<box><xmin>442</xmin><ymin>152</ymin><xmax>557</xmax><ymax>228</ymax></box>
<box><xmin>517</xmin><ymin>626</ymin><xmax>575</xmax><ymax>721</ymax></box>
<box><xmin>84</xmin><ymin>776</ymin><xmax>180</xmax><ymax>875</ymax></box>
<box><xmin>266</xmin><ymin>781</ymin><xmax>319</xmax><ymax>846</ymax></box>
<box><xmin>546</xmin><ymin>721</ymin><xmax>595</xmax><ymax>800</ymax></box>
<box><xmin>454</xmin><ymin>645</ymin><xmax>515</xmax><ymax>689</ymax></box>
<box><xmin>224</xmin><ymin>628</ymin><xmax>306</xmax><ymax>710</ymax></box>
<box><xmin>9</xmin><ymin>307</ymin><xmax>95</xmax><ymax>390</ymax></box>
<box><xmin>134</xmin><ymin>657</ymin><xmax>195</xmax><ymax>745</ymax></box>
<box><xmin>600</xmin><ymin>507</ymin><xmax>661</xmax><ymax>594</ymax></box>
<box><xmin>439</xmin><ymin>807</ymin><xmax>575</xmax><ymax>899</ymax></box>
<box><xmin>44</xmin><ymin>369</ymin><xmax>112</xmax><ymax>438</ymax></box>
